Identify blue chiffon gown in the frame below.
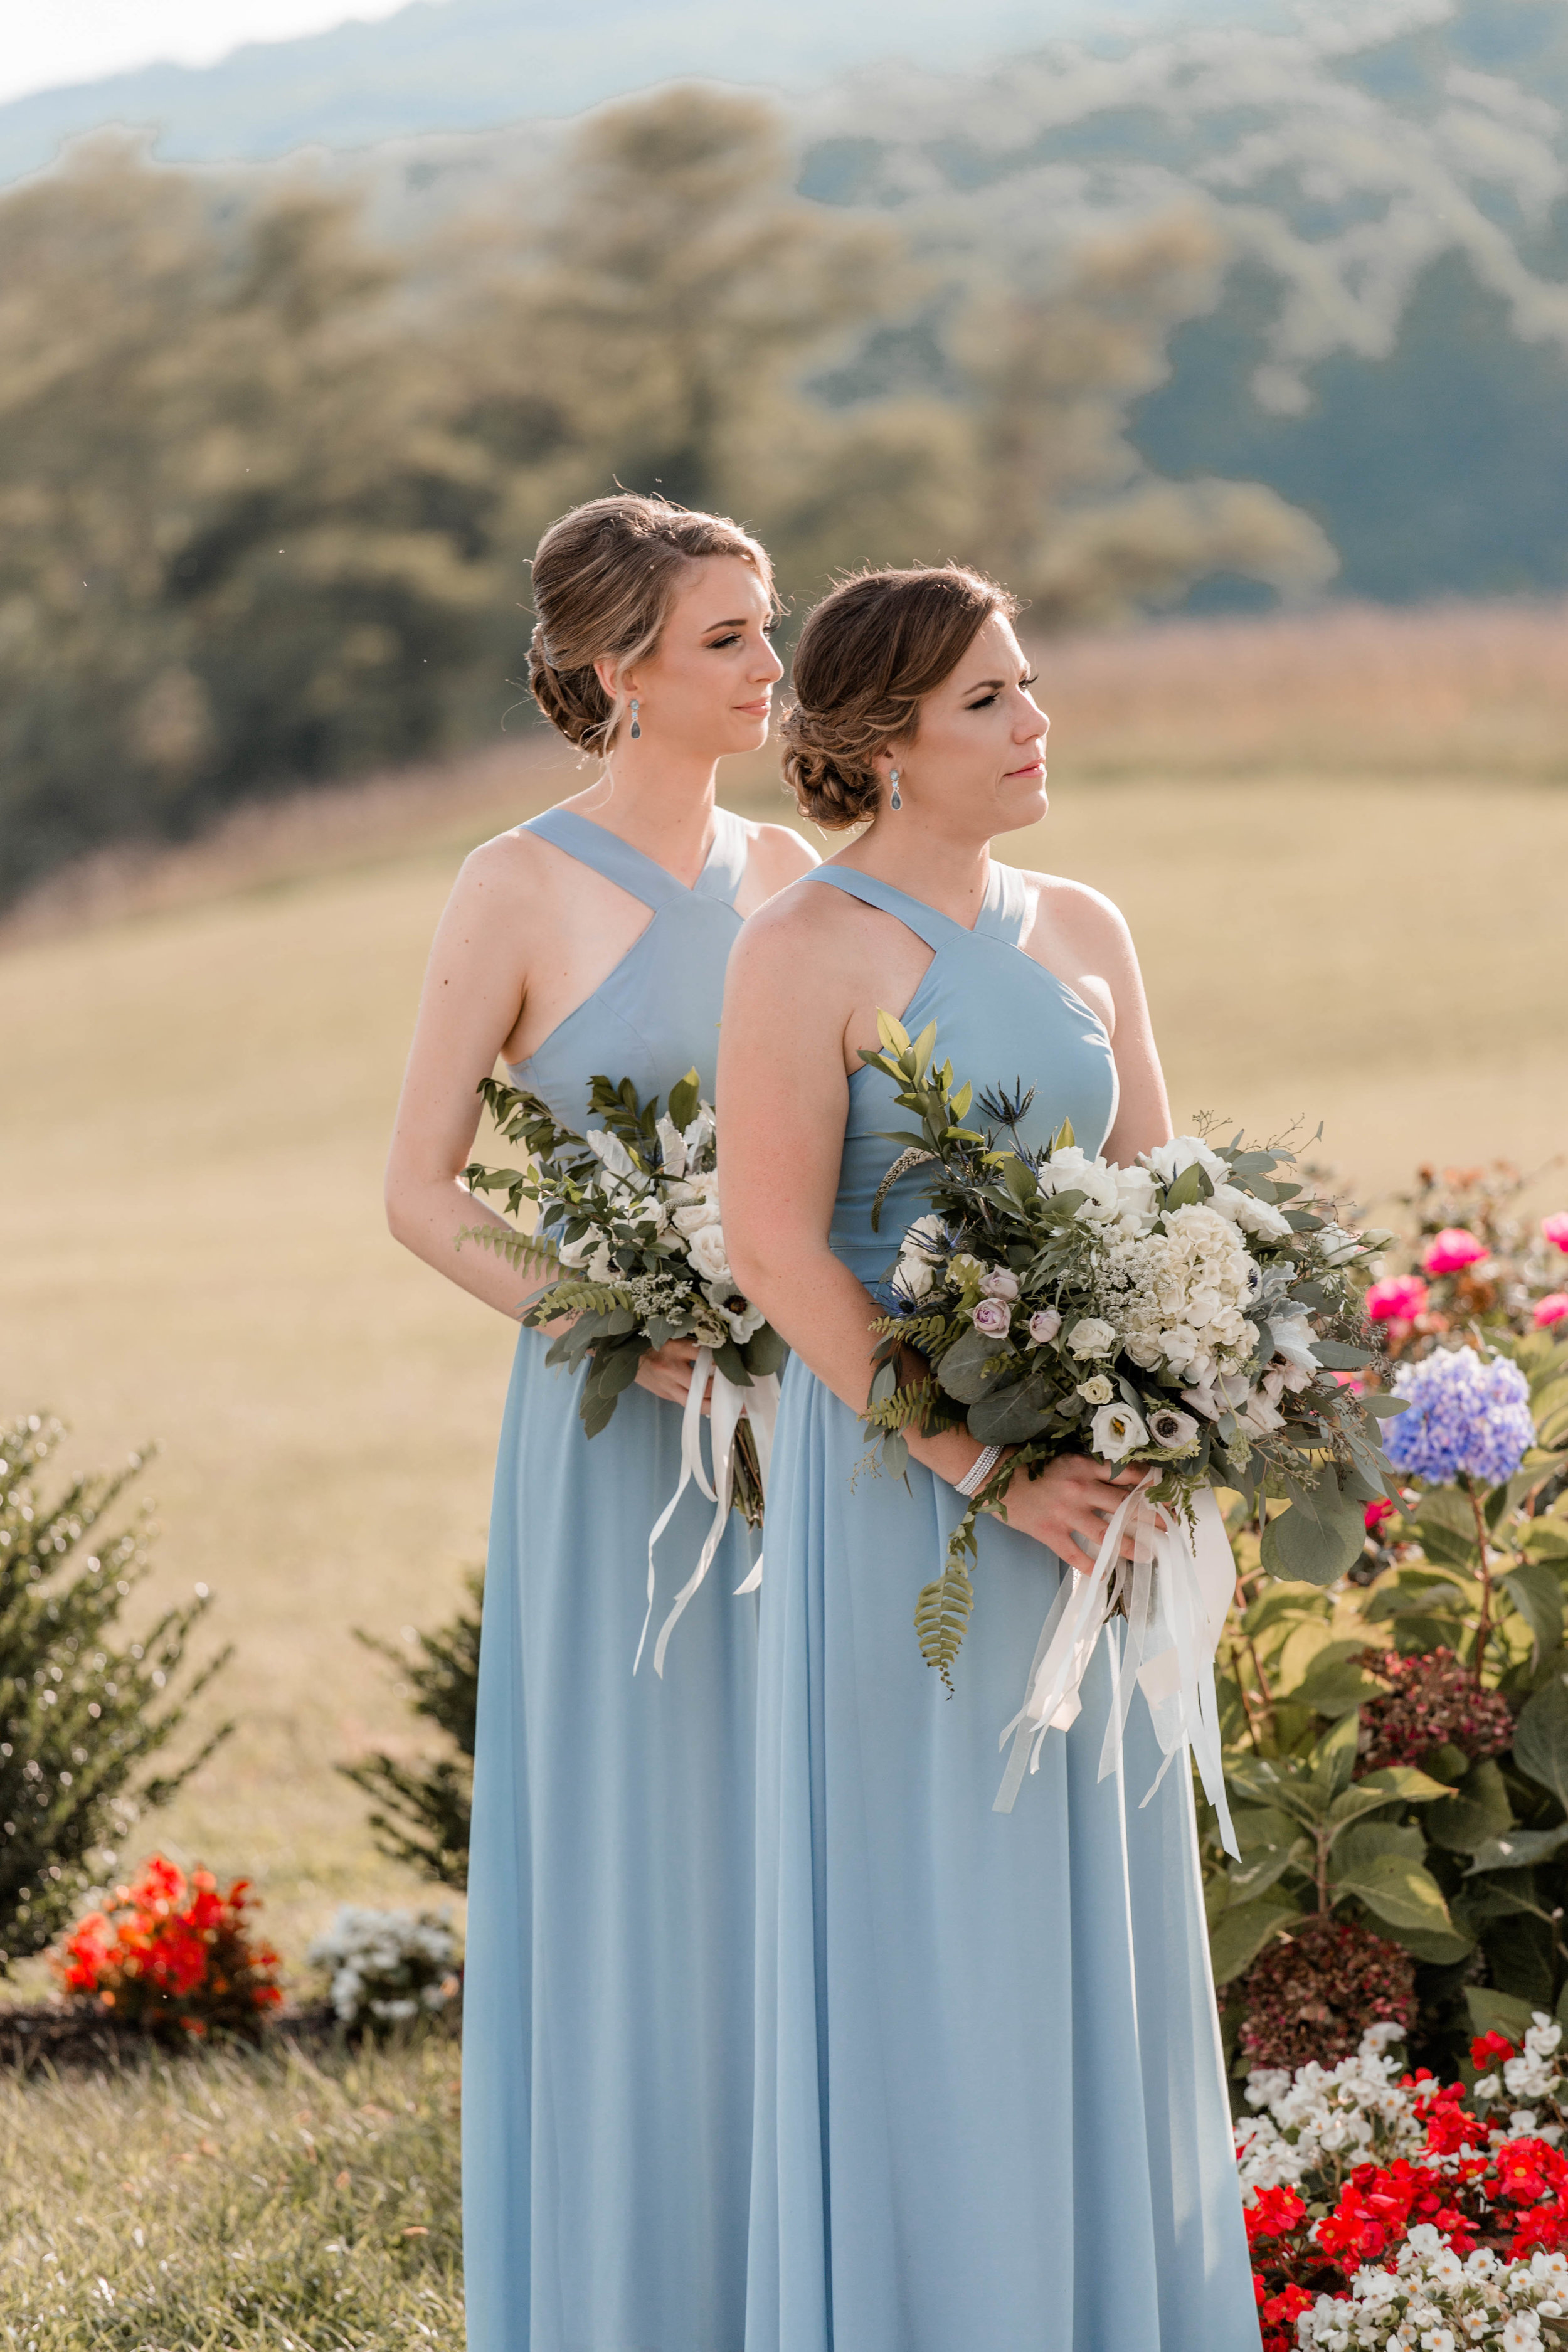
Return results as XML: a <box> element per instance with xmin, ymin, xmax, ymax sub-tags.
<box><xmin>463</xmin><ymin>805</ymin><xmax>760</xmax><ymax>2352</ymax></box>
<box><xmin>746</xmin><ymin>864</ymin><xmax>1257</xmax><ymax>2352</ymax></box>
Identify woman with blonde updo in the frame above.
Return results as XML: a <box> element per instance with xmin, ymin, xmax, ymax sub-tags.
<box><xmin>386</xmin><ymin>493</ymin><xmax>813</xmax><ymax>2351</ymax></box>
<box><xmin>719</xmin><ymin>566</ymin><xmax>1256</xmax><ymax>2350</ymax></box>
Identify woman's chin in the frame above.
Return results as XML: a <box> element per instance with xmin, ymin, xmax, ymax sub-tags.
<box><xmin>997</xmin><ymin>780</ymin><xmax>1048</xmax><ymax>831</ymax></box>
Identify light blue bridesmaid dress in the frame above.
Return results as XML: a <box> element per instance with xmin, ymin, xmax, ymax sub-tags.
<box><xmin>463</xmin><ymin>805</ymin><xmax>760</xmax><ymax>2352</ymax></box>
<box><xmin>746</xmin><ymin>862</ymin><xmax>1257</xmax><ymax>2352</ymax></box>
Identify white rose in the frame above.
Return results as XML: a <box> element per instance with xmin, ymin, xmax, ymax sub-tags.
<box><xmin>672</xmin><ymin>1198</ymin><xmax>721</xmax><ymax>1237</ymax></box>
<box><xmin>1316</xmin><ymin>1223</ymin><xmax>1362</xmax><ymax>1266</ymax></box>
<box><xmin>1143</xmin><ymin>1136</ymin><xmax>1229</xmax><ymax>1190</ymax></box>
<box><xmin>896</xmin><ymin>1254</ymin><xmax>935</xmax><ymax>1301</ymax></box>
<box><xmin>1077</xmin><ymin>1374</ymin><xmax>1114</xmax><ymax>1406</ymax></box>
<box><xmin>1090</xmin><ymin>1401</ymin><xmax>1148</xmax><ymax>1461</ymax></box>
<box><xmin>687</xmin><ymin>1223</ymin><xmax>731</xmax><ymax>1286</ymax></box>
<box><xmin>555</xmin><ymin>1226</ymin><xmax>598</xmax><ymax>1268</ymax></box>
<box><xmin>1111</xmin><ymin>1164</ymin><xmax>1158</xmax><ymax>1231</ymax></box>
<box><xmin>904</xmin><ymin>1214</ymin><xmax>946</xmax><ymax>1254</ymax></box>
<box><xmin>1039</xmin><ymin>1145</ymin><xmax>1120</xmax><ymax>1221</ymax></box>
<box><xmin>1067</xmin><ymin>1316</ymin><xmax>1117</xmax><ymax>1358</ymax></box>
<box><xmin>1209</xmin><ymin>1183</ymin><xmax>1293</xmax><ymax>1243</ymax></box>
<box><xmin>978</xmin><ymin>1268</ymin><xmax>1020</xmax><ymax>1301</ymax></box>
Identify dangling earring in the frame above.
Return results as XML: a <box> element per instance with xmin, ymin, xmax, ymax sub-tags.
<box><xmin>889</xmin><ymin>768</ymin><xmax>902</xmax><ymax>811</ymax></box>
<box><xmin>629</xmin><ymin>698</ymin><xmax>642</xmax><ymax>740</ymax></box>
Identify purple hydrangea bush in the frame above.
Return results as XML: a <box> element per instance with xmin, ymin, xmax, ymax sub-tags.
<box><xmin>1382</xmin><ymin>1346</ymin><xmax>1537</xmax><ymax>1488</ymax></box>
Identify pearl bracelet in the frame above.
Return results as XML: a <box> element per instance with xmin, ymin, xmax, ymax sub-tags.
<box><xmin>954</xmin><ymin>1442</ymin><xmax>1003</xmax><ymax>1499</ymax></box>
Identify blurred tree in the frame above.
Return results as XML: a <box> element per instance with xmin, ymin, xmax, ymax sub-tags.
<box><xmin>953</xmin><ymin>214</ymin><xmax>1338</xmax><ymax>625</ymax></box>
<box><xmin>341</xmin><ymin>1571</ymin><xmax>480</xmax><ymax>1890</ymax></box>
<box><xmin>0</xmin><ymin>135</ymin><xmax>499</xmax><ymax>896</ymax></box>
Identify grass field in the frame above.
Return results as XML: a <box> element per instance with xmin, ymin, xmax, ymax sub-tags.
<box><xmin>0</xmin><ymin>2032</ymin><xmax>462</xmax><ymax>2348</ymax></box>
<box><xmin>2</xmin><ymin>598</ymin><xmax>1566</xmax><ymax>1988</ymax></box>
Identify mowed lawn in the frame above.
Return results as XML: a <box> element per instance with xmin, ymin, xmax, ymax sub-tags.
<box><xmin>4</xmin><ymin>607</ymin><xmax>1567</xmax><ymax>1972</ymax></box>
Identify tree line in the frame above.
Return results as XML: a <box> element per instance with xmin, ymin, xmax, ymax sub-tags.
<box><xmin>0</xmin><ymin>86</ymin><xmax>1334</xmax><ymax>901</ymax></box>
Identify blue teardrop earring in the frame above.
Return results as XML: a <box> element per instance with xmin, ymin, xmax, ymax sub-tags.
<box><xmin>889</xmin><ymin>767</ymin><xmax>902</xmax><ymax>811</ymax></box>
<box><xmin>629</xmin><ymin>698</ymin><xmax>642</xmax><ymax>740</ymax></box>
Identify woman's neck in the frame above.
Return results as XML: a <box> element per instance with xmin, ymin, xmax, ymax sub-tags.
<box><xmin>834</xmin><ymin>817</ymin><xmax>992</xmax><ymax>927</ymax></box>
<box><xmin>566</xmin><ymin>746</ymin><xmax>721</xmax><ymax>883</ymax></box>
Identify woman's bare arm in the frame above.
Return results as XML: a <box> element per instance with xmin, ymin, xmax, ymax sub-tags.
<box><xmin>718</xmin><ymin>889</ymin><xmax>1145</xmax><ymax>1573</ymax></box>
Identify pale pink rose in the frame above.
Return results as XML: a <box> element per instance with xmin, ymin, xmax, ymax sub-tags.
<box><xmin>1422</xmin><ymin>1227</ymin><xmax>1487</xmax><ymax>1276</ymax></box>
<box><xmin>1365</xmin><ymin>1274</ymin><xmax>1429</xmax><ymax>1322</ymax></box>
<box><xmin>978</xmin><ymin>1268</ymin><xmax>1020</xmax><ymax>1301</ymax></box>
<box><xmin>1534</xmin><ymin>1293</ymin><xmax>1568</xmax><ymax>1330</ymax></box>
<box><xmin>1027</xmin><ymin>1307</ymin><xmax>1062</xmax><ymax>1346</ymax></box>
<box><xmin>1542</xmin><ymin>1214</ymin><xmax>1568</xmax><ymax>1254</ymax></box>
<box><xmin>972</xmin><ymin>1298</ymin><xmax>1011</xmax><ymax>1337</ymax></box>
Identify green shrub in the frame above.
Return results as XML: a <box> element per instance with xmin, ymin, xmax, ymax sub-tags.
<box><xmin>0</xmin><ymin>1414</ymin><xmax>230</xmax><ymax>1967</ymax></box>
<box><xmin>341</xmin><ymin>1572</ymin><xmax>479</xmax><ymax>1890</ymax></box>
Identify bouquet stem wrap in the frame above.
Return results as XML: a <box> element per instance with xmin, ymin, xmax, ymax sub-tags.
<box><xmin>635</xmin><ymin>1349</ymin><xmax>780</xmax><ymax>1678</ymax></box>
<box><xmin>994</xmin><ymin>1473</ymin><xmax>1239</xmax><ymax>1856</ymax></box>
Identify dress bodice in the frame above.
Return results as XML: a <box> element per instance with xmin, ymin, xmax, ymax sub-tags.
<box><xmin>506</xmin><ymin>804</ymin><xmax>749</xmax><ymax>1129</ymax></box>
<box><xmin>811</xmin><ymin>861</ymin><xmax>1120</xmax><ymax>1286</ymax></box>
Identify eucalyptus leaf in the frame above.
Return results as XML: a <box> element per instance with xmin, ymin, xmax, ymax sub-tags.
<box><xmin>1362</xmin><ymin>1394</ymin><xmax>1412</xmax><ymax>1419</ymax></box>
<box><xmin>744</xmin><ymin>1324</ymin><xmax>790</xmax><ymax>1379</ymax></box>
<box><xmin>1261</xmin><ymin>1483</ymin><xmax>1365</xmax><ymax>1586</ymax></box>
<box><xmin>1311</xmin><ymin>1339</ymin><xmax>1374</xmax><ymax>1369</ymax></box>
<box><xmin>968</xmin><ymin>1378</ymin><xmax>1056</xmax><ymax>1444</ymax></box>
<box><xmin>933</xmin><ymin>1325</ymin><xmax>1014</xmax><ymax>1405</ymax></box>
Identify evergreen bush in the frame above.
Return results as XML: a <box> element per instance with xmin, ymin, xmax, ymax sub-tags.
<box><xmin>0</xmin><ymin>1414</ymin><xmax>231</xmax><ymax>1968</ymax></box>
<box><xmin>341</xmin><ymin>1571</ymin><xmax>479</xmax><ymax>1890</ymax></box>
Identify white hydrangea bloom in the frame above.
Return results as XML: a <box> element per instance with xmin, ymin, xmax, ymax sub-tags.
<box><xmin>306</xmin><ymin>1904</ymin><xmax>461</xmax><ymax>2028</ymax></box>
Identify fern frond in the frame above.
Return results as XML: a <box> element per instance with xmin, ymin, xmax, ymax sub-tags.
<box><xmin>457</xmin><ymin>1222</ymin><xmax>560</xmax><ymax>1278</ymax></box>
<box><xmin>535</xmin><ymin>1279</ymin><xmax>636</xmax><ymax>1317</ymax></box>
<box><xmin>913</xmin><ymin>1552</ymin><xmax>975</xmax><ymax>1695</ymax></box>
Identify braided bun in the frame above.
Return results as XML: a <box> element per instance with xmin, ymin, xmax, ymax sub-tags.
<box><xmin>782</xmin><ymin>566</ymin><xmax>1019</xmax><ymax>829</ymax></box>
<box><xmin>527</xmin><ymin>493</ymin><xmax>776</xmax><ymax>754</ymax></box>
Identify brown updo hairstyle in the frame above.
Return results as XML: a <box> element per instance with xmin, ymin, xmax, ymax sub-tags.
<box><xmin>527</xmin><ymin>492</ymin><xmax>777</xmax><ymax>756</ymax></box>
<box><xmin>781</xmin><ymin>564</ymin><xmax>1020</xmax><ymax>829</ymax></box>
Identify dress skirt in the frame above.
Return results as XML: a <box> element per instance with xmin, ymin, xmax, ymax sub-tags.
<box><xmin>464</xmin><ymin>1325</ymin><xmax>759</xmax><ymax>2352</ymax></box>
<box><xmin>745</xmin><ymin>1357</ymin><xmax>1258</xmax><ymax>2352</ymax></box>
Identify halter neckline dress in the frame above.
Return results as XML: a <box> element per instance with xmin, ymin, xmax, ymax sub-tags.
<box><xmin>463</xmin><ymin>801</ymin><xmax>760</xmax><ymax>2352</ymax></box>
<box><xmin>745</xmin><ymin>860</ymin><xmax>1257</xmax><ymax>2352</ymax></box>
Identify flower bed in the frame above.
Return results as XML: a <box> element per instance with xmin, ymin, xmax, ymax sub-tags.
<box><xmin>1241</xmin><ymin>2020</ymin><xmax>1568</xmax><ymax>2348</ymax></box>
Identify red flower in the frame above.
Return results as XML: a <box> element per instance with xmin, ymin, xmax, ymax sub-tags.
<box><xmin>51</xmin><ymin>1855</ymin><xmax>282</xmax><ymax>2040</ymax></box>
<box><xmin>1246</xmin><ymin>2185</ymin><xmax>1308</xmax><ymax>2247</ymax></box>
<box><xmin>1471</xmin><ymin>2030</ymin><xmax>1517</xmax><ymax>2071</ymax></box>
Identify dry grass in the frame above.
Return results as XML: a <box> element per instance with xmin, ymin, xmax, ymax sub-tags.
<box><xmin>1</xmin><ymin>600</ymin><xmax>1565</xmax><ymax>1977</ymax></box>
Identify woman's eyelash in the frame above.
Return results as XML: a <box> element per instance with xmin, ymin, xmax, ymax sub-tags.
<box><xmin>1022</xmin><ymin>671</ymin><xmax>1039</xmax><ymax>688</ymax></box>
<box><xmin>966</xmin><ymin>692</ymin><xmax>998</xmax><ymax>709</ymax></box>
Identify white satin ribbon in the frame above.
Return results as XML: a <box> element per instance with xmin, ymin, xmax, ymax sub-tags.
<box><xmin>993</xmin><ymin>1471</ymin><xmax>1239</xmax><ymax>1857</ymax></box>
<box><xmin>633</xmin><ymin>1347</ymin><xmax>780</xmax><ymax>1677</ymax></box>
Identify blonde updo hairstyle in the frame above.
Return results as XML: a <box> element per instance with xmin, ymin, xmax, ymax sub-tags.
<box><xmin>781</xmin><ymin>564</ymin><xmax>1020</xmax><ymax>829</ymax></box>
<box><xmin>527</xmin><ymin>492</ymin><xmax>777</xmax><ymax>756</ymax></box>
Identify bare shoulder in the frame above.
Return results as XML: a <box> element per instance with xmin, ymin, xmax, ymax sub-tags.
<box><xmin>1025</xmin><ymin>869</ymin><xmax>1138</xmax><ymax>962</ymax></box>
<box><xmin>739</xmin><ymin>815</ymin><xmax>820</xmax><ymax>892</ymax></box>
<box><xmin>728</xmin><ymin>866</ymin><xmax>858</xmax><ymax>981</ymax></box>
<box><xmin>442</xmin><ymin>823</ymin><xmax>561</xmax><ymax>924</ymax></box>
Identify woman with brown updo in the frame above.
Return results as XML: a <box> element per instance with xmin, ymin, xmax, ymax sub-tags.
<box><xmin>386</xmin><ymin>493</ymin><xmax>814</xmax><ymax>2350</ymax></box>
<box><xmin>719</xmin><ymin>566</ymin><xmax>1256</xmax><ymax>2349</ymax></box>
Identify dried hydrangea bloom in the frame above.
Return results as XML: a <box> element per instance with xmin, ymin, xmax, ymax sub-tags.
<box><xmin>1357</xmin><ymin>1647</ymin><xmax>1513</xmax><ymax>1774</ymax></box>
<box><xmin>1239</xmin><ymin>1914</ymin><xmax>1417</xmax><ymax>2075</ymax></box>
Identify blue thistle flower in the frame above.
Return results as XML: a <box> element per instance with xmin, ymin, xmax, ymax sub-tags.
<box><xmin>1382</xmin><ymin>1347</ymin><xmax>1536</xmax><ymax>1488</ymax></box>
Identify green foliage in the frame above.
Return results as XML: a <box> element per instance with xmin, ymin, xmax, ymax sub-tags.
<box><xmin>341</xmin><ymin>1572</ymin><xmax>480</xmax><ymax>1890</ymax></box>
<box><xmin>0</xmin><ymin>87</ymin><xmax>1333</xmax><ymax>905</ymax></box>
<box><xmin>0</xmin><ymin>2035</ymin><xmax>462</xmax><ymax>2349</ymax></box>
<box><xmin>1210</xmin><ymin>1330</ymin><xmax>1568</xmax><ymax>2074</ymax></box>
<box><xmin>0</xmin><ymin>1414</ymin><xmax>231</xmax><ymax>1967</ymax></box>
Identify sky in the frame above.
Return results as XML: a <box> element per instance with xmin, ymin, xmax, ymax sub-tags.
<box><xmin>0</xmin><ymin>1</ymin><xmax>413</xmax><ymax>107</ymax></box>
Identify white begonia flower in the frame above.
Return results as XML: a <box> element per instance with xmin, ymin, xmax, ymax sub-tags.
<box><xmin>655</xmin><ymin>1115</ymin><xmax>688</xmax><ymax>1180</ymax></box>
<box><xmin>1209</xmin><ymin>1182</ymin><xmax>1295</xmax><ymax>1242</ymax></box>
<box><xmin>1143</xmin><ymin>1136</ymin><xmax>1231</xmax><ymax>1190</ymax></box>
<box><xmin>1090</xmin><ymin>1401</ymin><xmax>1148</xmax><ymax>1461</ymax></box>
<box><xmin>1027</xmin><ymin>1307</ymin><xmax>1062</xmax><ymax>1345</ymax></box>
<box><xmin>1077</xmin><ymin>1374</ymin><xmax>1114</xmax><ymax>1406</ymax></box>
<box><xmin>687</xmin><ymin>1223</ymin><xmax>732</xmax><ymax>1287</ymax></box>
<box><xmin>978</xmin><ymin>1268</ymin><xmax>1020</xmax><ymax>1300</ymax></box>
<box><xmin>1067</xmin><ymin>1316</ymin><xmax>1118</xmax><ymax>1358</ymax></box>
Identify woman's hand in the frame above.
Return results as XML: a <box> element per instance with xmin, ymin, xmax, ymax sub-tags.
<box><xmin>635</xmin><ymin>1337</ymin><xmax>714</xmax><ymax>1411</ymax></box>
<box><xmin>993</xmin><ymin>1453</ymin><xmax>1159</xmax><ymax>1576</ymax></box>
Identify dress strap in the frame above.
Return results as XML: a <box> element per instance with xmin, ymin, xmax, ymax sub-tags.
<box><xmin>976</xmin><ymin>859</ymin><xmax>1032</xmax><ymax>948</ymax></box>
<box><xmin>805</xmin><ymin>866</ymin><xmax>954</xmax><ymax>953</ymax></box>
<box><xmin>523</xmin><ymin>808</ymin><xmax>686</xmax><ymax>911</ymax></box>
<box><xmin>692</xmin><ymin>806</ymin><xmax>750</xmax><ymax>908</ymax></box>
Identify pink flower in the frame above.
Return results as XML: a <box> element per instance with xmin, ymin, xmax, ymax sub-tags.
<box><xmin>1422</xmin><ymin>1227</ymin><xmax>1487</xmax><ymax>1276</ymax></box>
<box><xmin>1364</xmin><ymin>1496</ymin><xmax>1395</xmax><ymax>1534</ymax></box>
<box><xmin>1365</xmin><ymin>1274</ymin><xmax>1429</xmax><ymax>1322</ymax></box>
<box><xmin>1542</xmin><ymin>1214</ymin><xmax>1568</xmax><ymax>1254</ymax></box>
<box><xmin>972</xmin><ymin>1298</ymin><xmax>1011</xmax><ymax>1337</ymax></box>
<box><xmin>1535</xmin><ymin>1293</ymin><xmax>1568</xmax><ymax>1330</ymax></box>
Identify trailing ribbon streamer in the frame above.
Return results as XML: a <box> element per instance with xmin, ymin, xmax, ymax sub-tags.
<box><xmin>633</xmin><ymin>1347</ymin><xmax>780</xmax><ymax>1677</ymax></box>
<box><xmin>993</xmin><ymin>1472</ymin><xmax>1239</xmax><ymax>1856</ymax></box>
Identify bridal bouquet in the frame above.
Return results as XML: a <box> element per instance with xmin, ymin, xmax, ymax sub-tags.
<box><xmin>857</xmin><ymin>1012</ymin><xmax>1400</xmax><ymax>1830</ymax></box>
<box><xmin>462</xmin><ymin>1069</ymin><xmax>785</xmax><ymax>1671</ymax></box>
